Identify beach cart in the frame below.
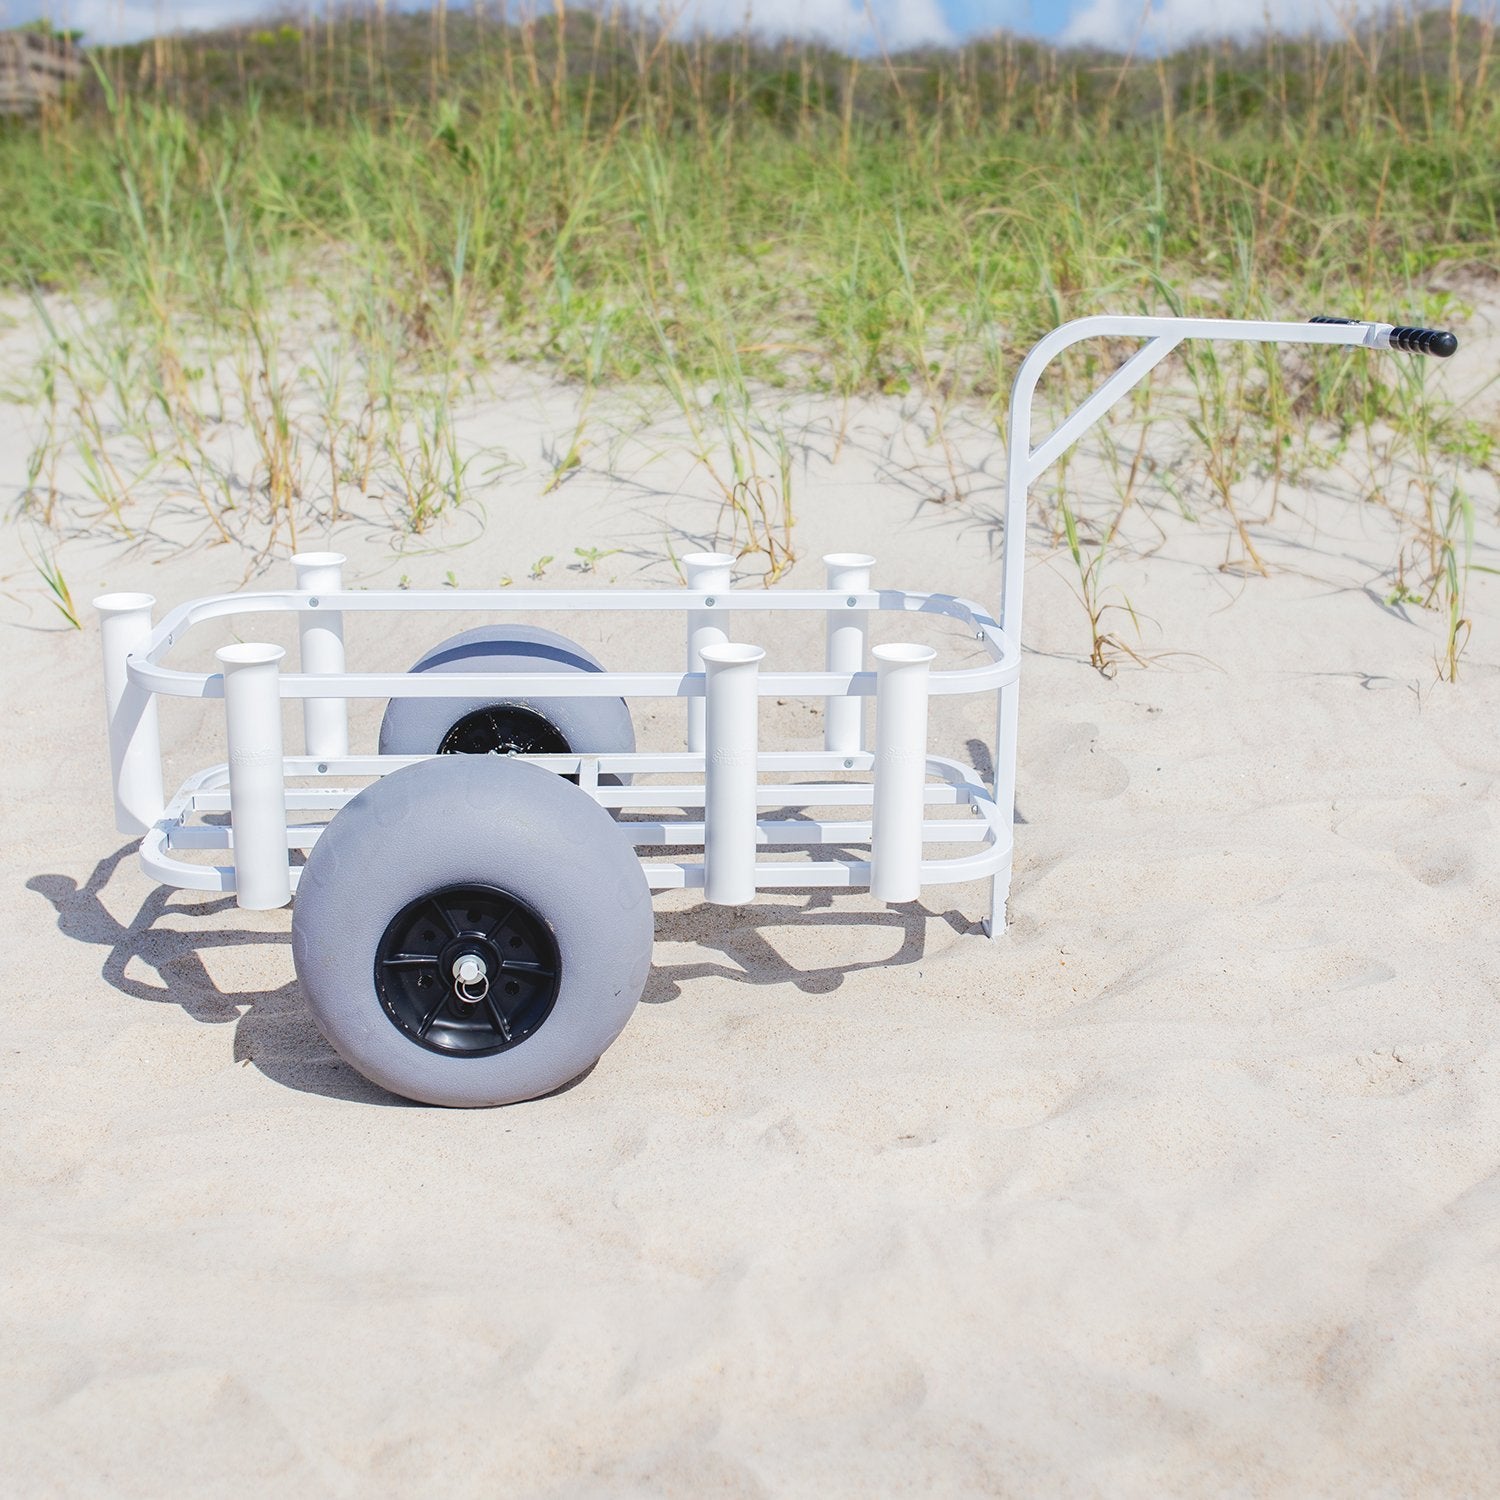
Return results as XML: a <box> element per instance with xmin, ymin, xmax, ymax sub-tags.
<box><xmin>94</xmin><ymin>314</ymin><xmax>1458</xmax><ymax>1105</ymax></box>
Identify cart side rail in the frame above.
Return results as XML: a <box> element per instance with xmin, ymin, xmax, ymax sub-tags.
<box><xmin>125</xmin><ymin>587</ymin><xmax>1016</xmax><ymax>700</ymax></box>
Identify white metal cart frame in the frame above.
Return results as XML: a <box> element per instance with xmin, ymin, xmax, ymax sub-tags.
<box><xmin>95</xmin><ymin>314</ymin><xmax>1458</xmax><ymax>938</ymax></box>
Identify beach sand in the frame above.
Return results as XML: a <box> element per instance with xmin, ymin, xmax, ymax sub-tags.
<box><xmin>2</xmin><ymin>300</ymin><xmax>1498</xmax><ymax>1496</ymax></box>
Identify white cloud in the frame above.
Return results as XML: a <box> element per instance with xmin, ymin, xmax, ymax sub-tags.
<box><xmin>1063</xmin><ymin>0</ymin><xmax>1420</xmax><ymax>50</ymax></box>
<box><xmin>624</xmin><ymin>0</ymin><xmax>957</xmax><ymax>49</ymax></box>
<box><xmin>11</xmin><ymin>0</ymin><xmax>959</xmax><ymax>48</ymax></box>
<box><xmin>9</xmin><ymin>0</ymin><xmax>277</xmax><ymax>44</ymax></box>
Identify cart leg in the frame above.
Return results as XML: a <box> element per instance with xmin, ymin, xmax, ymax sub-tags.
<box><xmin>95</xmin><ymin>592</ymin><xmax>165</xmax><ymax>837</ymax></box>
<box><xmin>217</xmin><ymin>643</ymin><xmax>291</xmax><ymax>910</ymax></box>
<box><xmin>870</xmin><ymin>644</ymin><xmax>936</xmax><ymax>905</ymax></box>
<box><xmin>293</xmin><ymin>551</ymin><xmax>348</xmax><ymax>759</ymax></box>
<box><xmin>823</xmin><ymin>552</ymin><xmax>874</xmax><ymax>754</ymax></box>
<box><xmin>684</xmin><ymin>552</ymin><xmax>733</xmax><ymax>754</ymax></box>
<box><xmin>701</xmin><ymin>642</ymin><xmax>764</xmax><ymax>905</ymax></box>
<box><xmin>987</xmin><ymin>678</ymin><xmax>1021</xmax><ymax>940</ymax></box>
<box><xmin>987</xmin><ymin>876</ymin><xmax>1008</xmax><ymax>939</ymax></box>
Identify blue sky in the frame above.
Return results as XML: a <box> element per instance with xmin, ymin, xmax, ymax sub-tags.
<box><xmin>0</xmin><ymin>0</ymin><xmax>1436</xmax><ymax>52</ymax></box>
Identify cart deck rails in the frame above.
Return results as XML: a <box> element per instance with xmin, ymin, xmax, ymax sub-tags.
<box><xmin>94</xmin><ymin>314</ymin><xmax>1458</xmax><ymax>1105</ymax></box>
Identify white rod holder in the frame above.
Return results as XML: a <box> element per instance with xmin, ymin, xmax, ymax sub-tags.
<box><xmin>870</xmin><ymin>643</ymin><xmax>936</xmax><ymax>904</ymax></box>
<box><xmin>217</xmin><ymin>643</ymin><xmax>291</xmax><ymax>910</ymax></box>
<box><xmin>94</xmin><ymin>593</ymin><xmax>165</xmax><ymax>837</ymax></box>
<box><xmin>823</xmin><ymin>552</ymin><xmax>874</xmax><ymax>753</ymax></box>
<box><xmin>684</xmin><ymin>552</ymin><xmax>734</xmax><ymax>753</ymax></box>
<box><xmin>292</xmin><ymin>551</ymin><xmax>348</xmax><ymax>759</ymax></box>
<box><xmin>701</xmin><ymin>642</ymin><xmax>764</xmax><ymax>905</ymax></box>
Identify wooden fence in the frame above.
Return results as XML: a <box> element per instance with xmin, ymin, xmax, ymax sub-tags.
<box><xmin>0</xmin><ymin>30</ymin><xmax>82</xmax><ymax>114</ymax></box>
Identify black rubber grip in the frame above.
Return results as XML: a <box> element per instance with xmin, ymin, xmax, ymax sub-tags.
<box><xmin>1309</xmin><ymin>315</ymin><xmax>1458</xmax><ymax>357</ymax></box>
<box><xmin>1388</xmin><ymin>325</ymin><xmax>1458</xmax><ymax>357</ymax></box>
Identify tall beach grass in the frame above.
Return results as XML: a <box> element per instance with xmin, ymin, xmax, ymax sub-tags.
<box><xmin>1</xmin><ymin>3</ymin><xmax>1495</xmax><ymax>671</ymax></box>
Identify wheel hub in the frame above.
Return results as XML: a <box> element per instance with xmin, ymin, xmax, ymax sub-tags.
<box><xmin>438</xmin><ymin>705</ymin><xmax>571</xmax><ymax>758</ymax></box>
<box><xmin>373</xmin><ymin>884</ymin><xmax>561</xmax><ymax>1057</ymax></box>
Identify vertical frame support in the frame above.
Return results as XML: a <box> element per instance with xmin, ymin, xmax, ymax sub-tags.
<box><xmin>992</xmin><ymin>365</ymin><xmax>1033</xmax><ymax>939</ymax></box>
<box><xmin>94</xmin><ymin>592</ymin><xmax>165</xmax><ymax>837</ymax></box>
<box><xmin>991</xmin><ymin>325</ymin><xmax>1182</xmax><ymax>937</ymax></box>
<box><xmin>684</xmin><ymin>552</ymin><xmax>734</xmax><ymax>754</ymax></box>
<box><xmin>292</xmin><ymin>551</ymin><xmax>348</xmax><ymax>759</ymax></box>
<box><xmin>701</xmin><ymin>642</ymin><xmax>764</xmax><ymax>906</ymax></box>
<box><xmin>870</xmin><ymin>643</ymin><xmax>935</xmax><ymax>905</ymax></box>
<box><xmin>822</xmin><ymin>552</ymin><xmax>874</xmax><ymax>754</ymax></box>
<box><xmin>217</xmin><ymin>643</ymin><xmax>291</xmax><ymax>910</ymax></box>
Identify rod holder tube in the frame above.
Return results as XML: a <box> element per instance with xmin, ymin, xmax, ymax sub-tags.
<box><xmin>217</xmin><ymin>644</ymin><xmax>291</xmax><ymax>910</ymax></box>
<box><xmin>684</xmin><ymin>552</ymin><xmax>734</xmax><ymax>753</ymax></box>
<box><xmin>95</xmin><ymin>593</ymin><xmax>165</xmax><ymax>837</ymax></box>
<box><xmin>292</xmin><ymin>551</ymin><xmax>348</xmax><ymax>758</ymax></box>
<box><xmin>870</xmin><ymin>643</ymin><xmax>937</xmax><ymax>904</ymax></box>
<box><xmin>823</xmin><ymin>552</ymin><xmax>874</xmax><ymax>753</ymax></box>
<box><xmin>701</xmin><ymin>643</ymin><xmax>764</xmax><ymax>906</ymax></box>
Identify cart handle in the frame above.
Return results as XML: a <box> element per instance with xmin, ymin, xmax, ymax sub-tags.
<box><xmin>1000</xmin><ymin>313</ymin><xmax>1466</xmax><ymax>640</ymax></box>
<box><xmin>1309</xmin><ymin>315</ymin><xmax>1458</xmax><ymax>358</ymax></box>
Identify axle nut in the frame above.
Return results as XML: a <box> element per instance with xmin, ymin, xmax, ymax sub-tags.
<box><xmin>453</xmin><ymin>954</ymin><xmax>488</xmax><ymax>986</ymax></box>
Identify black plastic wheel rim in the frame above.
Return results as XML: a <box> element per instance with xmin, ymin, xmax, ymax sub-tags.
<box><xmin>373</xmin><ymin>884</ymin><xmax>561</xmax><ymax>1057</ymax></box>
<box><xmin>438</xmin><ymin>705</ymin><xmax>571</xmax><ymax>758</ymax></box>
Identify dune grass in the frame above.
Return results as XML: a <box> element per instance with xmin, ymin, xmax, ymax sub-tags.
<box><xmin>1</xmin><ymin>4</ymin><xmax>1495</xmax><ymax>672</ymax></box>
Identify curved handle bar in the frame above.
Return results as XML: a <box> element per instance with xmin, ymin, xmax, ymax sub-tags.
<box><xmin>1310</xmin><ymin>315</ymin><xmax>1458</xmax><ymax>357</ymax></box>
<box><xmin>999</xmin><ymin>313</ymin><xmax>1466</xmax><ymax>641</ymax></box>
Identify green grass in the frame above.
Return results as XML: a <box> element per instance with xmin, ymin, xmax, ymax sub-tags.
<box><xmin>1</xmin><ymin>3</ymin><xmax>1495</xmax><ymax>668</ymax></box>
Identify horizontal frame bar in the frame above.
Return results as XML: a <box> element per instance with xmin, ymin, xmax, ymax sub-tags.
<box><xmin>128</xmin><ymin>588</ymin><xmax>1015</xmax><ymax>702</ymax></box>
<box><xmin>164</xmin><ymin>817</ymin><xmax>991</xmax><ymax>852</ymax></box>
<box><xmin>140</xmin><ymin>753</ymin><xmax>1010</xmax><ymax>895</ymax></box>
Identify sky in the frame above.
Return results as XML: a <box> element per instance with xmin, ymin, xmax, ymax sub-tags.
<box><xmin>0</xmin><ymin>0</ymin><xmax>1456</xmax><ymax>54</ymax></box>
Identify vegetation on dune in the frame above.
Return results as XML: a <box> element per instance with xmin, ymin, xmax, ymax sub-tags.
<box><xmin>0</xmin><ymin>4</ymin><xmax>1494</xmax><ymax>673</ymax></box>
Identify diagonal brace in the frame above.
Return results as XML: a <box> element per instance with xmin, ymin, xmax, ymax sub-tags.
<box><xmin>1026</xmin><ymin>334</ymin><xmax>1184</xmax><ymax>482</ymax></box>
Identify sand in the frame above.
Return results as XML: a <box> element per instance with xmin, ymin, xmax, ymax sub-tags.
<box><xmin>2</xmin><ymin>295</ymin><xmax>1498</xmax><ymax>1497</ymax></box>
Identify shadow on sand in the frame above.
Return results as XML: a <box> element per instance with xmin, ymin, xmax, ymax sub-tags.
<box><xmin>29</xmin><ymin>844</ymin><xmax>982</xmax><ymax>1105</ymax></box>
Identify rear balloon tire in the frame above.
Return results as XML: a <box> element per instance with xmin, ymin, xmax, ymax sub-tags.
<box><xmin>377</xmin><ymin>624</ymin><xmax>635</xmax><ymax>765</ymax></box>
<box><xmin>291</xmin><ymin>756</ymin><xmax>654</xmax><ymax>1107</ymax></box>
